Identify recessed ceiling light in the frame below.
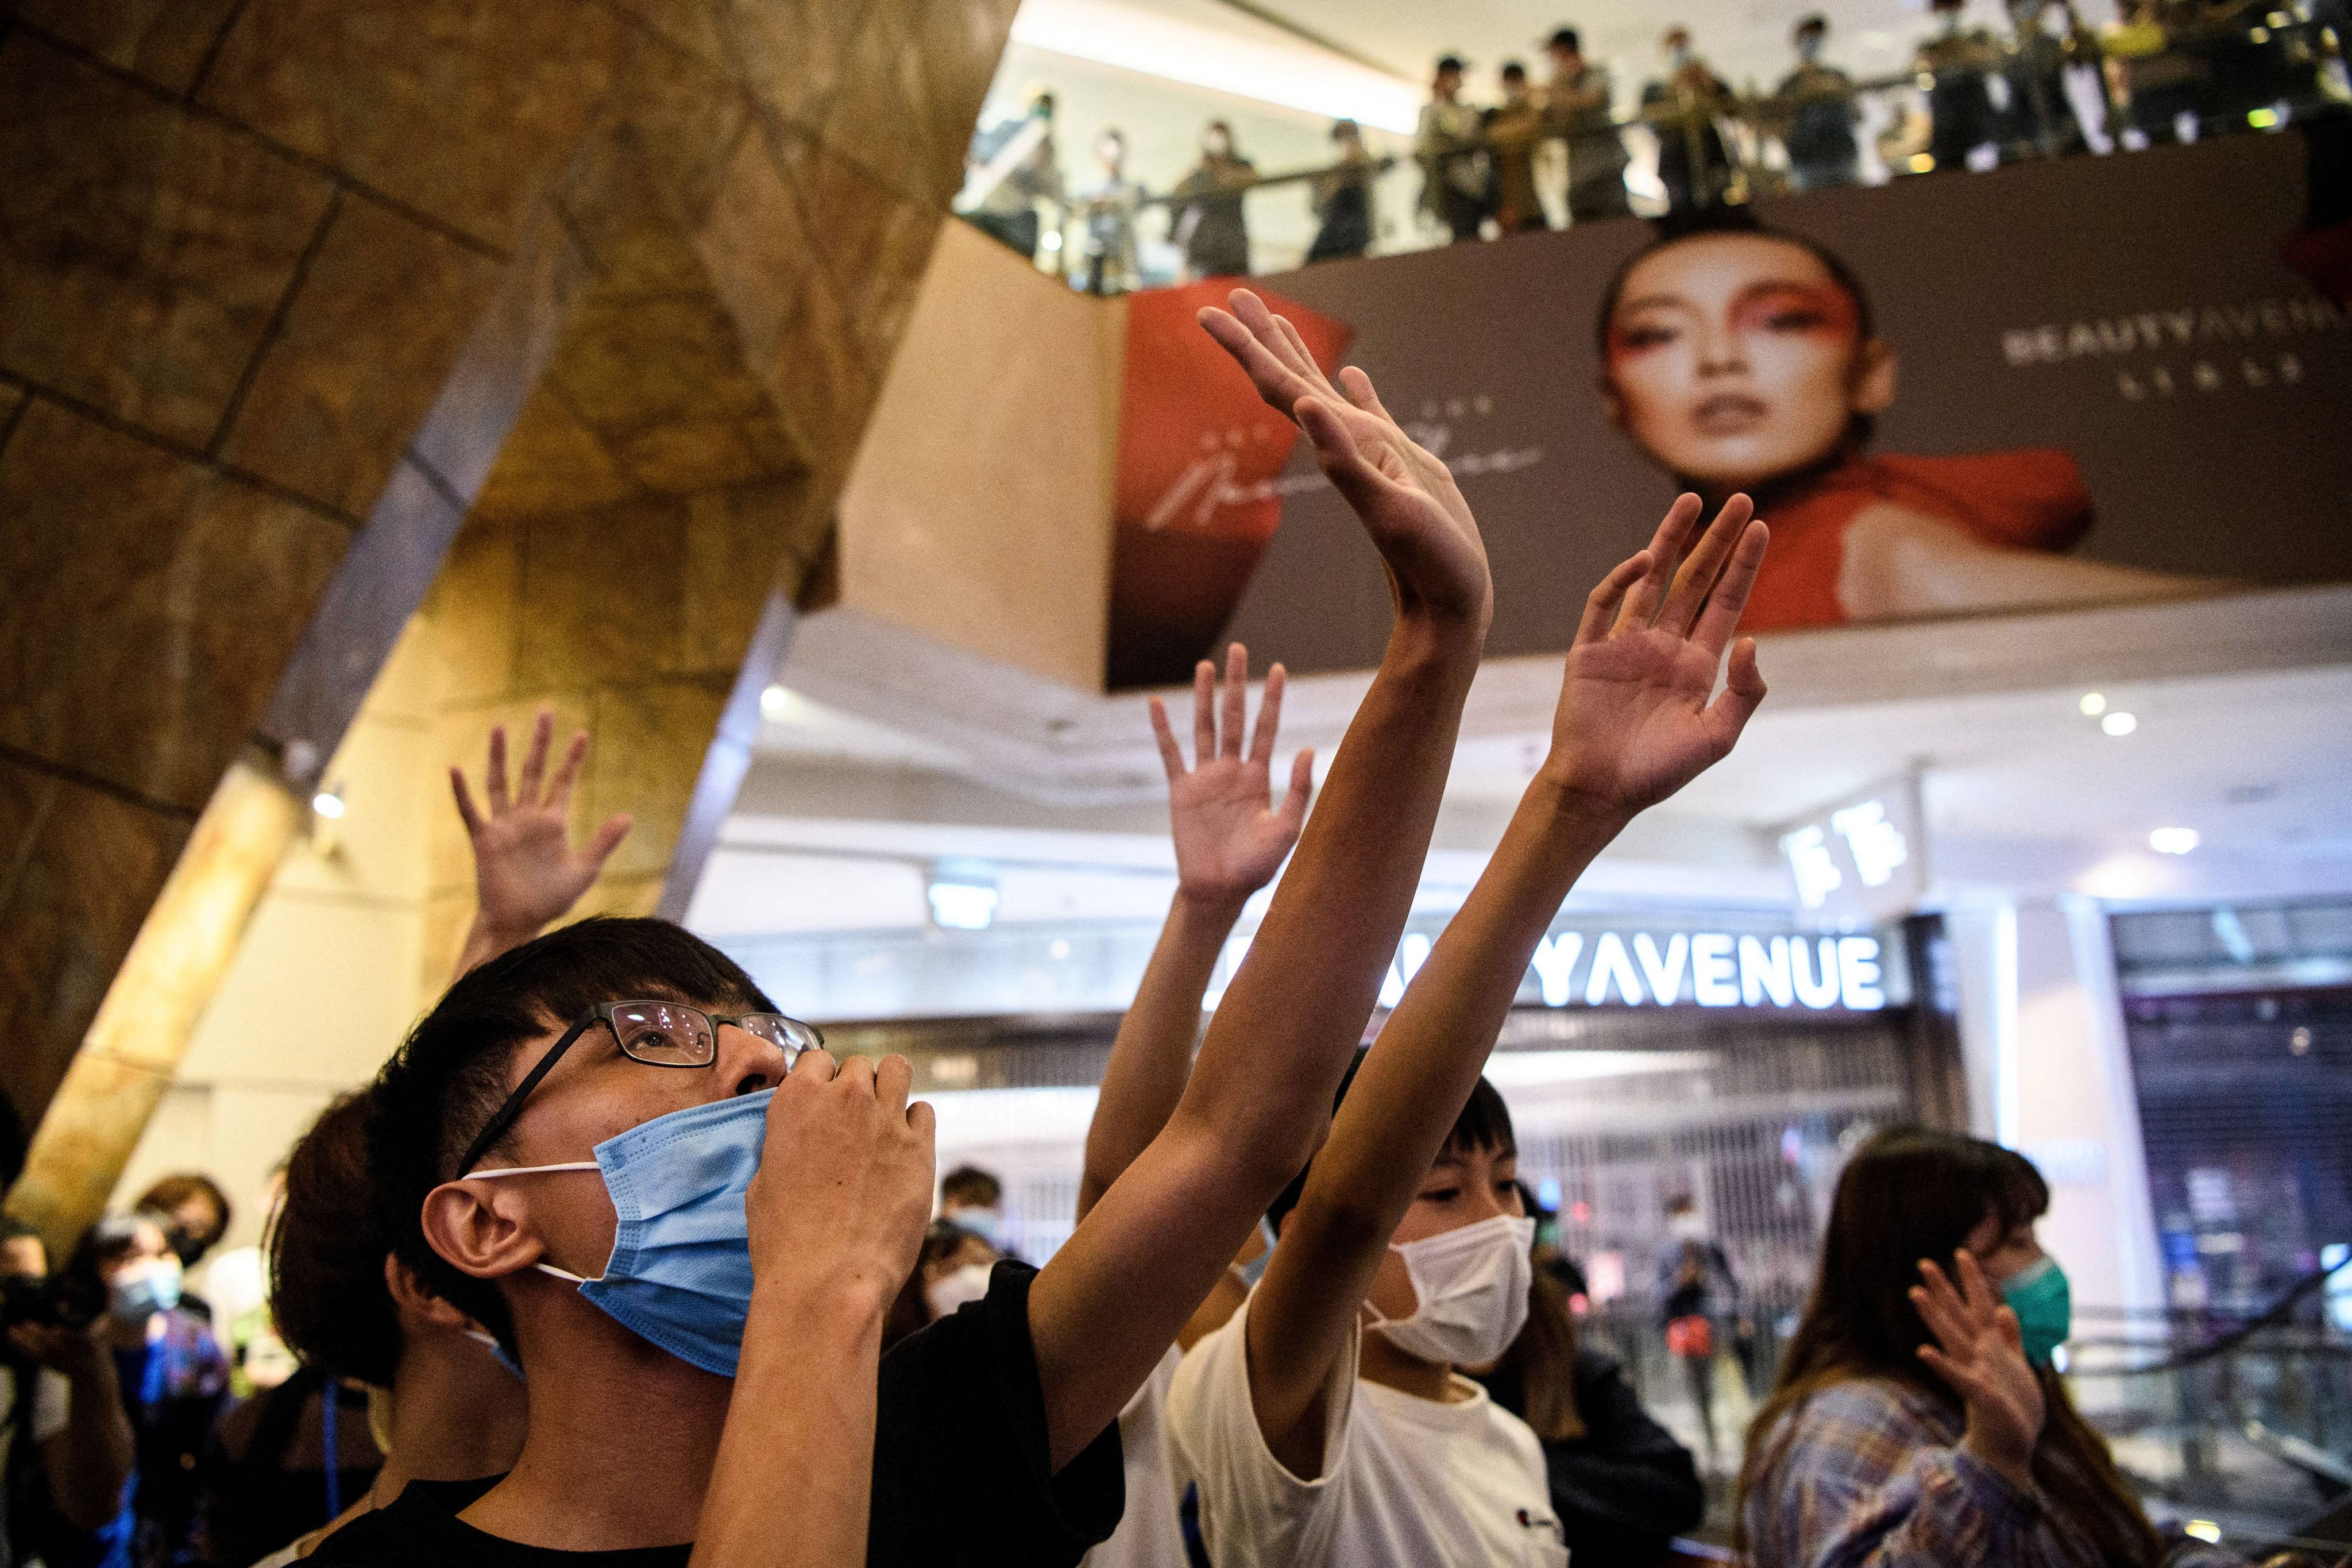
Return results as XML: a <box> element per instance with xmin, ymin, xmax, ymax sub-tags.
<box><xmin>758</xmin><ymin>685</ymin><xmax>793</xmax><ymax>723</ymax></box>
<box><xmin>2100</xmin><ymin>711</ymin><xmax>2137</xmax><ymax>736</ymax></box>
<box><xmin>2149</xmin><ymin>827</ymin><xmax>2200</xmax><ymax>855</ymax></box>
<box><xmin>2079</xmin><ymin>692</ymin><xmax>2107</xmax><ymax>716</ymax></box>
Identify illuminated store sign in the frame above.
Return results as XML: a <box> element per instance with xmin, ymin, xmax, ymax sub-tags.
<box><xmin>1777</xmin><ymin>778</ymin><xmax>1926</xmax><ymax>927</ymax></box>
<box><xmin>1344</xmin><ymin>929</ymin><xmax>1887</xmax><ymax>1013</ymax></box>
<box><xmin>1511</xmin><ymin>929</ymin><xmax>1887</xmax><ymax>1012</ymax></box>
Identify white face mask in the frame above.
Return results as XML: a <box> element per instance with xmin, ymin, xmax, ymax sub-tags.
<box><xmin>926</xmin><ymin>1262</ymin><xmax>994</xmax><ymax>1320</ymax></box>
<box><xmin>1368</xmin><ymin>1215</ymin><xmax>1535</xmax><ymax>1368</ymax></box>
<box><xmin>945</xmin><ymin>1207</ymin><xmax>1005</xmax><ymax>1248</ymax></box>
<box><xmin>1670</xmin><ymin>1211</ymin><xmax>1707</xmax><ymax>1242</ymax></box>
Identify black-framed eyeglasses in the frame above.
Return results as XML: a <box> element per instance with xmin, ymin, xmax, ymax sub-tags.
<box><xmin>454</xmin><ymin>999</ymin><xmax>823</xmax><ymax>1177</ymax></box>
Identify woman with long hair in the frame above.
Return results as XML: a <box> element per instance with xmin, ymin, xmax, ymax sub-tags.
<box><xmin>1738</xmin><ymin>1127</ymin><xmax>2239</xmax><ymax>1567</ymax></box>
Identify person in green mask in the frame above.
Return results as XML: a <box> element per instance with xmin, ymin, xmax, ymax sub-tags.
<box><xmin>1736</xmin><ymin>1128</ymin><xmax>2249</xmax><ymax>1567</ymax></box>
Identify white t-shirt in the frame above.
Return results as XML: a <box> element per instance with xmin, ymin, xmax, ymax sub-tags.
<box><xmin>1079</xmin><ymin>1346</ymin><xmax>1189</xmax><ymax>1568</ymax></box>
<box><xmin>1169</xmin><ymin>1292</ymin><xmax>1567</xmax><ymax>1568</ymax></box>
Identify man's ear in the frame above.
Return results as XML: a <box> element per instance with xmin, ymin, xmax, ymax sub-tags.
<box><xmin>1853</xmin><ymin>338</ymin><xmax>1898</xmax><ymax>416</ymax></box>
<box><xmin>419</xmin><ymin>1179</ymin><xmax>546</xmax><ymax>1283</ymax></box>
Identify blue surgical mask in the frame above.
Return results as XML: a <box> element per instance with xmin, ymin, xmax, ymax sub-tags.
<box><xmin>946</xmin><ymin>1206</ymin><xmax>1005</xmax><ymax>1249</ymax></box>
<box><xmin>109</xmin><ymin>1257</ymin><xmax>183</xmax><ymax>1324</ymax></box>
<box><xmin>2001</xmin><ymin>1255</ymin><xmax>2072</xmax><ymax>1366</ymax></box>
<box><xmin>464</xmin><ymin>1090</ymin><xmax>771</xmax><ymax>1377</ymax></box>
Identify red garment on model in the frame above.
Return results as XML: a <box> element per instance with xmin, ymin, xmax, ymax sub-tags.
<box><xmin>1740</xmin><ymin>449</ymin><xmax>2095</xmax><ymax>633</ymax></box>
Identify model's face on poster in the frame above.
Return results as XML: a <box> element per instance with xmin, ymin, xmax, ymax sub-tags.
<box><xmin>1603</xmin><ymin>233</ymin><xmax>1897</xmax><ymax>491</ymax></box>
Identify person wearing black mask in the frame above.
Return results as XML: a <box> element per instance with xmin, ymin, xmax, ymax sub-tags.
<box><xmin>1775</xmin><ymin>15</ymin><xmax>1862</xmax><ymax>190</ymax></box>
<box><xmin>1642</xmin><ymin>27</ymin><xmax>1735</xmax><ymax>209</ymax></box>
<box><xmin>135</xmin><ymin>1175</ymin><xmax>231</xmax><ymax>1325</ymax></box>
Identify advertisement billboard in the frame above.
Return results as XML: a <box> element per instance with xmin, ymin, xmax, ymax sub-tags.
<box><xmin>1107</xmin><ymin>133</ymin><xmax>2352</xmax><ymax>687</ymax></box>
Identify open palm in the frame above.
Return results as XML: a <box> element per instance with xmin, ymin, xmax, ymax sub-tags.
<box><xmin>1150</xmin><ymin>644</ymin><xmax>1313</xmax><ymax>905</ymax></box>
<box><xmin>1914</xmin><ymin>1250</ymin><xmax>2046</xmax><ymax>1485</ymax></box>
<box><xmin>1199</xmin><ymin>289</ymin><xmax>1490</xmax><ymax>631</ymax></box>
<box><xmin>451</xmin><ymin>710</ymin><xmax>632</xmax><ymax>938</ymax></box>
<box><xmin>1545</xmin><ymin>495</ymin><xmax>1770</xmax><ymax>817</ymax></box>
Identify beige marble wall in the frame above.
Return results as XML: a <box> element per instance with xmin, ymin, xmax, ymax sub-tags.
<box><xmin>2</xmin><ymin>0</ymin><xmax>1021</xmax><ymax>1250</ymax></box>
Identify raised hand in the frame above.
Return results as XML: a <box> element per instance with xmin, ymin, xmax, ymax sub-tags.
<box><xmin>1913</xmin><ymin>1249</ymin><xmax>2046</xmax><ymax>1489</ymax></box>
<box><xmin>1149</xmin><ymin>644</ymin><xmax>1314</xmax><ymax>907</ymax></box>
<box><xmin>1198</xmin><ymin>289</ymin><xmax>1490</xmax><ymax>632</ymax></box>
<box><xmin>1542</xmin><ymin>493</ymin><xmax>1769</xmax><ymax>820</ymax></box>
<box><xmin>451</xmin><ymin>710</ymin><xmax>632</xmax><ymax>960</ymax></box>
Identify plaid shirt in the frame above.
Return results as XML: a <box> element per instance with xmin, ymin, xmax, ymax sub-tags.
<box><xmin>1742</xmin><ymin>1377</ymin><xmax>2242</xmax><ymax>1568</ymax></box>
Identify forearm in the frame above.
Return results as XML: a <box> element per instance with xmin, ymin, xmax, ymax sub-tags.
<box><xmin>694</xmin><ymin>1284</ymin><xmax>887</xmax><ymax>1568</ymax></box>
<box><xmin>1078</xmin><ymin>889</ymin><xmax>1244</xmax><ymax>1222</ymax></box>
<box><xmin>1177</xmin><ymin>622</ymin><xmax>1480</xmax><ymax>1176</ymax></box>
<box><xmin>1300</xmin><ymin>774</ymin><xmax>1621</xmax><ymax>1243</ymax></box>
<box><xmin>1029</xmin><ymin>622</ymin><xmax>1479</xmax><ymax>1467</ymax></box>
<box><xmin>49</xmin><ymin>1370</ymin><xmax>136</xmax><ymax>1529</ymax></box>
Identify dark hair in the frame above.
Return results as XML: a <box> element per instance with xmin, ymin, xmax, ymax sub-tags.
<box><xmin>1738</xmin><ymin>1128</ymin><xmax>2165</xmax><ymax>1567</ymax></box>
<box><xmin>60</xmin><ymin>1212</ymin><xmax>162</xmax><ymax>1305</ymax></box>
<box><xmin>1435</xmin><ymin>54</ymin><xmax>1466</xmax><ymax>75</ymax></box>
<box><xmin>940</xmin><ymin>1166</ymin><xmax>1003</xmax><ymax>1209</ymax></box>
<box><xmin>1795</xmin><ymin>12</ymin><xmax>1829</xmax><ymax>34</ymax></box>
<box><xmin>1501</xmin><ymin>60</ymin><xmax>1528</xmax><ymax>82</ymax></box>
<box><xmin>271</xmin><ymin>1093</ymin><xmax>403</xmax><ymax>1387</ymax></box>
<box><xmin>138</xmin><ymin>1172</ymin><xmax>231</xmax><ymax>1241</ymax></box>
<box><xmin>368</xmin><ymin>917</ymin><xmax>775</xmax><ymax>1349</ymax></box>
<box><xmin>1266</xmin><ymin>1049</ymin><xmax>1517</xmax><ymax>1234</ymax></box>
<box><xmin>1547</xmin><ymin>27</ymin><xmax>1582</xmax><ymax>53</ymax></box>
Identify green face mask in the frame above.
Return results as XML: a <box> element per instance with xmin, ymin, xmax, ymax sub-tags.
<box><xmin>2000</xmin><ymin>1255</ymin><xmax>2072</xmax><ymax>1366</ymax></box>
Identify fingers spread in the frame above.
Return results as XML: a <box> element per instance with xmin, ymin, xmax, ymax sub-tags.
<box><xmin>1149</xmin><ymin>696</ymin><xmax>1186</xmax><ymax>781</ymax></box>
<box><xmin>1691</xmin><ymin>518</ymin><xmax>1768</xmax><ymax>656</ymax></box>
<box><xmin>1619</xmin><ymin>495</ymin><xmax>1703</xmax><ymax>630</ymax></box>
<box><xmin>1297</xmin><ymin>395</ymin><xmax>1399</xmax><ymax>517</ymax></box>
<box><xmin>517</xmin><ymin>709</ymin><xmax>554</xmax><ymax>805</ymax></box>
<box><xmin>547</xmin><ymin>729</ymin><xmax>590</xmax><ymax>810</ymax></box>
<box><xmin>1702</xmin><ymin>638</ymin><xmax>1768</xmax><ymax>750</ymax></box>
<box><xmin>1337</xmin><ymin>364</ymin><xmax>1392</xmax><ymax>423</ymax></box>
<box><xmin>1192</xmin><ymin>660</ymin><xmax>1217</xmax><ymax>762</ymax></box>
<box><xmin>1280</xmin><ymin>748</ymin><xmax>1315</xmax><ymax>831</ymax></box>
<box><xmin>585</xmin><ymin>813</ymin><xmax>633</xmax><ymax>868</ymax></box>
<box><xmin>485</xmin><ymin>725</ymin><xmax>512</xmax><ymax>812</ymax></box>
<box><xmin>1249</xmin><ymin>663</ymin><xmax>1287</xmax><ymax>766</ymax></box>
<box><xmin>450</xmin><ymin>768</ymin><xmax>485</xmax><ymax>835</ymax></box>
<box><xmin>1221</xmin><ymin>643</ymin><xmax>1248</xmax><ymax>759</ymax></box>
<box><xmin>1660</xmin><ymin>493</ymin><xmax>1755</xmax><ymax>636</ymax></box>
<box><xmin>1575</xmin><ymin>550</ymin><xmax>1652</xmax><ymax>646</ymax></box>
<box><xmin>1198</xmin><ymin>307</ymin><xmax>1300</xmax><ymax>410</ymax></box>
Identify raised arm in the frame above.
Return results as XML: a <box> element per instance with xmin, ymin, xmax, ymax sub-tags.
<box><xmin>1076</xmin><ymin>646</ymin><xmax>1311</xmax><ymax>1225</ymax></box>
<box><xmin>1029</xmin><ymin>288</ymin><xmax>1493</xmax><ymax>1466</ymax></box>
<box><xmin>448</xmin><ymin>710</ymin><xmax>633</xmax><ymax>978</ymax></box>
<box><xmin>1246</xmin><ymin>496</ymin><xmax>1768</xmax><ymax>1471</ymax></box>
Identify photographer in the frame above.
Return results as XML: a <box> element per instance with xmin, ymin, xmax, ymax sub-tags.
<box><xmin>1</xmin><ymin>1220</ymin><xmax>136</xmax><ymax>1564</ymax></box>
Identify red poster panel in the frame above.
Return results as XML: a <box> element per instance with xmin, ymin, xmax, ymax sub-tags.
<box><xmin>1108</xmin><ymin>281</ymin><xmax>1350</xmax><ymax>690</ymax></box>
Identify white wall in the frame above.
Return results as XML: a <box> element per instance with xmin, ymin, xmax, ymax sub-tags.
<box><xmin>1946</xmin><ymin>897</ymin><xmax>2166</xmax><ymax>1327</ymax></box>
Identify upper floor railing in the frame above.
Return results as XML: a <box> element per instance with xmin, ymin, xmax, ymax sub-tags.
<box><xmin>957</xmin><ymin>8</ymin><xmax>2350</xmax><ymax>293</ymax></box>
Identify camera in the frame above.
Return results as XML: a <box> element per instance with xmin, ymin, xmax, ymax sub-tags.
<box><xmin>0</xmin><ymin>1271</ymin><xmax>102</xmax><ymax>1334</ymax></box>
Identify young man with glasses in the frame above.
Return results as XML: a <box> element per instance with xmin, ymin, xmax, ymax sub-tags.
<box><xmin>311</xmin><ymin>288</ymin><xmax>1740</xmax><ymax>1567</ymax></box>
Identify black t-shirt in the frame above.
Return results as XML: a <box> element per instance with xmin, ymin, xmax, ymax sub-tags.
<box><xmin>308</xmin><ymin>1262</ymin><xmax>1122</xmax><ymax>1568</ymax></box>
